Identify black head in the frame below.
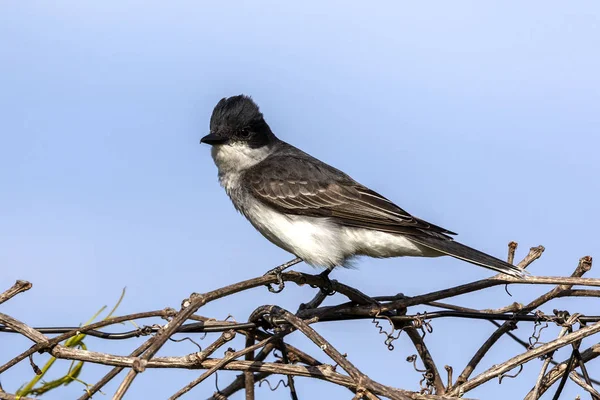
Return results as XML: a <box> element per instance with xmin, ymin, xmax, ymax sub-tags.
<box><xmin>201</xmin><ymin>95</ymin><xmax>276</xmax><ymax>148</ymax></box>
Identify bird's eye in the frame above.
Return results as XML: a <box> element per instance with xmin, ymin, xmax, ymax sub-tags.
<box><xmin>239</xmin><ymin>128</ymin><xmax>251</xmax><ymax>138</ymax></box>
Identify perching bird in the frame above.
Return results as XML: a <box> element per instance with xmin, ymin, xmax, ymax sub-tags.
<box><xmin>200</xmin><ymin>95</ymin><xmax>525</xmax><ymax>278</ymax></box>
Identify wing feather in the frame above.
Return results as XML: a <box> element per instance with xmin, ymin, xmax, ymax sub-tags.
<box><xmin>245</xmin><ymin>154</ymin><xmax>456</xmax><ymax>238</ymax></box>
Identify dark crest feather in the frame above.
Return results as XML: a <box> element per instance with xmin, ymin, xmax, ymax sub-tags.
<box><xmin>209</xmin><ymin>95</ymin><xmax>275</xmax><ymax>147</ymax></box>
<box><xmin>210</xmin><ymin>95</ymin><xmax>262</xmax><ymax>132</ymax></box>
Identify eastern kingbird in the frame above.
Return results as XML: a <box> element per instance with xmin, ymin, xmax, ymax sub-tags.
<box><xmin>201</xmin><ymin>95</ymin><xmax>525</xmax><ymax>278</ymax></box>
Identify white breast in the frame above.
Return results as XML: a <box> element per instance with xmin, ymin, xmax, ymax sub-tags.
<box><xmin>240</xmin><ymin>198</ymin><xmax>353</xmax><ymax>267</ymax></box>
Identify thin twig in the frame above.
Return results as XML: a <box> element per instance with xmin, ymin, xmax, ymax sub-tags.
<box><xmin>399</xmin><ymin>320</ymin><xmax>445</xmax><ymax>394</ymax></box>
<box><xmin>530</xmin><ymin>355</ymin><xmax>555</xmax><ymax>399</ymax></box>
<box><xmin>111</xmin><ymin>271</ymin><xmax>332</xmax><ymax>399</ymax></box>
<box><xmin>507</xmin><ymin>242</ymin><xmax>518</xmax><ymax>265</ymax></box>
<box><xmin>0</xmin><ymin>309</ymin><xmax>177</xmax><ymax>374</ymax></box>
<box><xmin>529</xmin><ymin>315</ymin><xmax>578</xmax><ymax>400</ymax></box>
<box><xmin>552</xmin><ymin>349</ymin><xmax>576</xmax><ymax>400</ymax></box>
<box><xmin>451</xmin><ymin>321</ymin><xmax>600</xmax><ymax>395</ymax></box>
<box><xmin>454</xmin><ymin>320</ymin><xmax>517</xmax><ymax>386</ymax></box>
<box><xmin>454</xmin><ymin>255</ymin><xmax>592</xmax><ymax>387</ymax></box>
<box><xmin>77</xmin><ymin>340</ymin><xmax>153</xmax><ymax>400</ymax></box>
<box><xmin>573</xmin><ymin>345</ymin><xmax>599</xmax><ymax>400</ymax></box>
<box><xmin>250</xmin><ymin>305</ymin><xmax>406</xmax><ymax>400</ymax></box>
<box><xmin>279</xmin><ymin>336</ymin><xmax>299</xmax><ymax>400</ymax></box>
<box><xmin>570</xmin><ymin>372</ymin><xmax>600</xmax><ymax>399</ymax></box>
<box><xmin>209</xmin><ymin>328</ymin><xmax>325</xmax><ymax>398</ymax></box>
<box><xmin>244</xmin><ymin>335</ymin><xmax>255</xmax><ymax>400</ymax></box>
<box><xmin>524</xmin><ymin>343</ymin><xmax>600</xmax><ymax>400</ymax></box>
<box><xmin>169</xmin><ymin>337</ymin><xmax>273</xmax><ymax>399</ymax></box>
<box><xmin>0</xmin><ymin>280</ymin><xmax>32</xmax><ymax>305</ymax></box>
<box><xmin>2</xmin><ymin>247</ymin><xmax>600</xmax><ymax>400</ymax></box>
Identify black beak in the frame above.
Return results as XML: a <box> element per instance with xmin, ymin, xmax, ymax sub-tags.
<box><xmin>200</xmin><ymin>133</ymin><xmax>228</xmax><ymax>145</ymax></box>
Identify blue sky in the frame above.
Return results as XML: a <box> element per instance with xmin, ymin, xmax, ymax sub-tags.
<box><xmin>1</xmin><ymin>1</ymin><xmax>599</xmax><ymax>399</ymax></box>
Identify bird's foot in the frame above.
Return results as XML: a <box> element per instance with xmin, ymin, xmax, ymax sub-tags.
<box><xmin>264</xmin><ymin>257</ymin><xmax>303</xmax><ymax>294</ymax></box>
<box><xmin>315</xmin><ymin>268</ymin><xmax>336</xmax><ymax>296</ymax></box>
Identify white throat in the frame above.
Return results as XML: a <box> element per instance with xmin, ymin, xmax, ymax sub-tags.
<box><xmin>211</xmin><ymin>142</ymin><xmax>273</xmax><ymax>194</ymax></box>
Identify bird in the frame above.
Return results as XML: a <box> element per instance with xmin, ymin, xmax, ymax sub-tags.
<box><xmin>200</xmin><ymin>94</ymin><xmax>526</xmax><ymax>278</ymax></box>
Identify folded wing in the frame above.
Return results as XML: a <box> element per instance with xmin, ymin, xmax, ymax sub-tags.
<box><xmin>246</xmin><ymin>154</ymin><xmax>455</xmax><ymax>238</ymax></box>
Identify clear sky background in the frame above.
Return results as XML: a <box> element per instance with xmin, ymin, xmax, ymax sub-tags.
<box><xmin>1</xmin><ymin>2</ymin><xmax>599</xmax><ymax>399</ymax></box>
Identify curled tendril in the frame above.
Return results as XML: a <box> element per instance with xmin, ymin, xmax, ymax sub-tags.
<box><xmin>168</xmin><ymin>335</ymin><xmax>203</xmax><ymax>351</ymax></box>
<box><xmin>407</xmin><ymin>354</ymin><xmax>435</xmax><ymax>393</ymax></box>
<box><xmin>406</xmin><ymin>355</ymin><xmax>427</xmax><ymax>373</ymax></box>
<box><xmin>372</xmin><ymin>311</ymin><xmax>402</xmax><ymax>350</ymax></box>
<box><xmin>258</xmin><ymin>378</ymin><xmax>290</xmax><ymax>391</ymax></box>
<box><xmin>528</xmin><ymin>319</ymin><xmax>548</xmax><ymax>350</ymax></box>
<box><xmin>498</xmin><ymin>364</ymin><xmax>523</xmax><ymax>383</ymax></box>
<box><xmin>384</xmin><ymin>330</ymin><xmax>403</xmax><ymax>351</ymax></box>
<box><xmin>413</xmin><ymin>312</ymin><xmax>433</xmax><ymax>338</ymax></box>
<box><xmin>420</xmin><ymin>371</ymin><xmax>434</xmax><ymax>394</ymax></box>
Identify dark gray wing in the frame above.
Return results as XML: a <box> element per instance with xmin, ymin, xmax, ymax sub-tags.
<box><xmin>245</xmin><ymin>152</ymin><xmax>455</xmax><ymax>238</ymax></box>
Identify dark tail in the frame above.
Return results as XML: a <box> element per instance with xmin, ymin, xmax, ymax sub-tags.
<box><xmin>406</xmin><ymin>235</ymin><xmax>528</xmax><ymax>278</ymax></box>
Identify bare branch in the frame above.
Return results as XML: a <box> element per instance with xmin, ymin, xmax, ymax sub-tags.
<box><xmin>1</xmin><ymin>243</ymin><xmax>598</xmax><ymax>400</ymax></box>
<box><xmin>249</xmin><ymin>305</ymin><xmax>395</xmax><ymax>399</ymax></box>
<box><xmin>454</xmin><ymin>255</ymin><xmax>593</xmax><ymax>386</ymax></box>
<box><xmin>169</xmin><ymin>336</ymin><xmax>273</xmax><ymax>399</ymax></box>
<box><xmin>451</xmin><ymin>321</ymin><xmax>600</xmax><ymax>395</ymax></box>
<box><xmin>530</xmin><ymin>354</ymin><xmax>554</xmax><ymax>399</ymax></box>
<box><xmin>0</xmin><ymin>312</ymin><xmax>48</xmax><ymax>345</ymax></box>
<box><xmin>42</xmin><ymin>345</ymin><xmax>460</xmax><ymax>399</ymax></box>
<box><xmin>507</xmin><ymin>241</ymin><xmax>518</xmax><ymax>265</ymax></box>
<box><xmin>244</xmin><ymin>335</ymin><xmax>255</xmax><ymax>400</ymax></box>
<box><xmin>455</xmin><ymin>320</ymin><xmax>517</xmax><ymax>386</ymax></box>
<box><xmin>0</xmin><ymin>309</ymin><xmax>177</xmax><ymax>375</ymax></box>
<box><xmin>77</xmin><ymin>340</ymin><xmax>152</xmax><ymax>400</ymax></box>
<box><xmin>400</xmin><ymin>321</ymin><xmax>445</xmax><ymax>394</ymax></box>
<box><xmin>0</xmin><ymin>280</ymin><xmax>32</xmax><ymax>305</ymax></box>
<box><xmin>569</xmin><ymin>372</ymin><xmax>600</xmax><ymax>399</ymax></box>
<box><xmin>524</xmin><ymin>343</ymin><xmax>600</xmax><ymax>400</ymax></box>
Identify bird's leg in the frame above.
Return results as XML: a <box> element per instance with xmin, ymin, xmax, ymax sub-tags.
<box><xmin>264</xmin><ymin>257</ymin><xmax>303</xmax><ymax>294</ymax></box>
<box><xmin>298</xmin><ymin>268</ymin><xmax>337</xmax><ymax>311</ymax></box>
<box><xmin>318</xmin><ymin>267</ymin><xmax>336</xmax><ymax>296</ymax></box>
